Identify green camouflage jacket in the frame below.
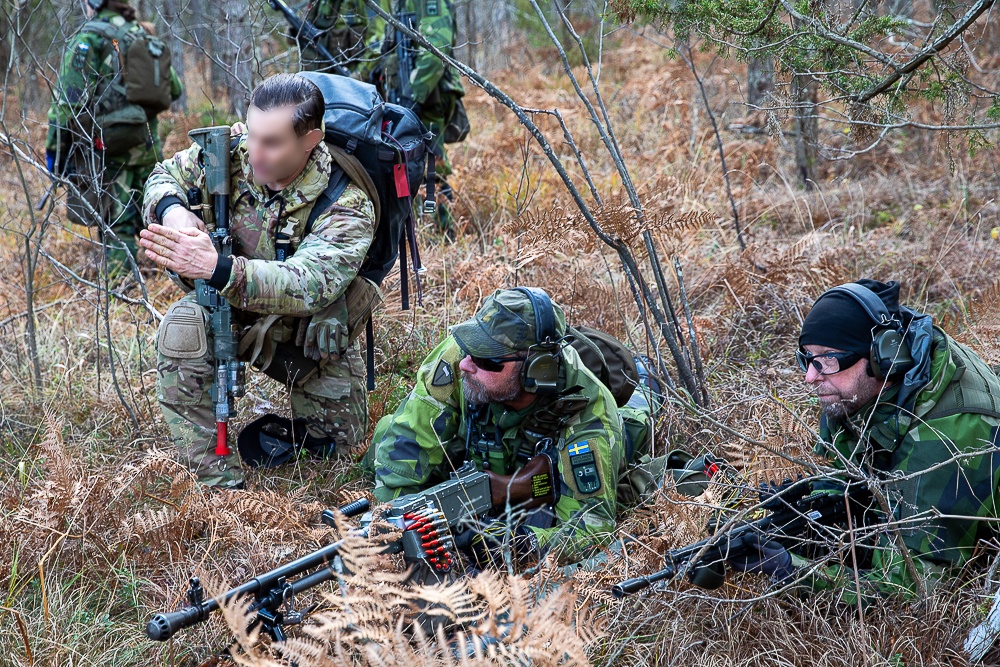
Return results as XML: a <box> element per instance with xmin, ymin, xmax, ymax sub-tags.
<box><xmin>47</xmin><ymin>9</ymin><xmax>183</xmax><ymax>166</ymax></box>
<box><xmin>364</xmin><ymin>0</ymin><xmax>464</xmax><ymax>109</ymax></box>
<box><xmin>369</xmin><ymin>337</ymin><xmax>626</xmax><ymax>564</ymax></box>
<box><xmin>142</xmin><ymin>137</ymin><xmax>375</xmax><ymax>350</ymax></box>
<box><xmin>811</xmin><ymin>327</ymin><xmax>1000</xmax><ymax>599</ymax></box>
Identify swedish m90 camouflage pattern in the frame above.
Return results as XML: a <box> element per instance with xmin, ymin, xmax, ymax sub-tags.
<box><xmin>809</xmin><ymin>328</ymin><xmax>1000</xmax><ymax>600</ymax></box>
<box><xmin>144</xmin><ymin>136</ymin><xmax>376</xmax><ymax>486</ymax></box>
<box><xmin>367</xmin><ymin>336</ymin><xmax>652</xmax><ymax>565</ymax></box>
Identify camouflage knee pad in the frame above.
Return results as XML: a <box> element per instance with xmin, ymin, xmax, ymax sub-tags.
<box><xmin>156</xmin><ymin>296</ymin><xmax>242</xmax><ymax>487</ymax></box>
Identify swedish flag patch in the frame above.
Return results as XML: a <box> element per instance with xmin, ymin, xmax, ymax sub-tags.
<box><xmin>567</xmin><ymin>440</ymin><xmax>601</xmax><ymax>494</ymax></box>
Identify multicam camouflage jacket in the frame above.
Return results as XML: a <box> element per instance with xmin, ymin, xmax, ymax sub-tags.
<box><xmin>811</xmin><ymin>327</ymin><xmax>1000</xmax><ymax>600</ymax></box>
<box><xmin>142</xmin><ymin>137</ymin><xmax>375</xmax><ymax>355</ymax></box>
<box><xmin>47</xmin><ymin>8</ymin><xmax>183</xmax><ymax>166</ymax></box>
<box><xmin>368</xmin><ymin>337</ymin><xmax>627</xmax><ymax>565</ymax></box>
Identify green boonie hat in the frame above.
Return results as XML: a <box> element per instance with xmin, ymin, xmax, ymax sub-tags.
<box><xmin>450</xmin><ymin>288</ymin><xmax>567</xmax><ymax>358</ymax></box>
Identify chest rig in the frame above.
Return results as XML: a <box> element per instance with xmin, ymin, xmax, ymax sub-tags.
<box><xmin>463</xmin><ymin>382</ymin><xmax>591</xmax><ymax>475</ymax></box>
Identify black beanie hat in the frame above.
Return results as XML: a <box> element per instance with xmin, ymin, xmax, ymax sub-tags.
<box><xmin>798</xmin><ymin>279</ymin><xmax>902</xmax><ymax>355</ymax></box>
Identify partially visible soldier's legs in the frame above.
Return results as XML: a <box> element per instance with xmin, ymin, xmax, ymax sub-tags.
<box><xmin>104</xmin><ymin>162</ymin><xmax>151</xmax><ymax>276</ymax></box>
<box><xmin>290</xmin><ymin>345</ymin><xmax>369</xmax><ymax>456</ymax></box>
<box><xmin>620</xmin><ymin>356</ymin><xmax>666</xmax><ymax>464</ymax></box>
<box><xmin>156</xmin><ymin>293</ymin><xmax>243</xmax><ymax>487</ymax></box>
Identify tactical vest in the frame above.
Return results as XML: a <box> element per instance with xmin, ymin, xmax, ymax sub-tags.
<box><xmin>464</xmin><ymin>364</ymin><xmax>593</xmax><ymax>475</ymax></box>
<box><xmin>923</xmin><ymin>337</ymin><xmax>1000</xmax><ymax>420</ymax></box>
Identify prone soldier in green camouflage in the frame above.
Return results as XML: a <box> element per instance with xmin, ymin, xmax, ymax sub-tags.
<box><xmin>140</xmin><ymin>74</ymin><xmax>375</xmax><ymax>488</ymax></box>
<box><xmin>364</xmin><ymin>287</ymin><xmax>661</xmax><ymax>568</ymax></box>
<box><xmin>46</xmin><ymin>0</ymin><xmax>183</xmax><ymax>275</ymax></box>
<box><xmin>364</xmin><ymin>0</ymin><xmax>464</xmax><ymax>236</ymax></box>
<box><xmin>730</xmin><ymin>279</ymin><xmax>1000</xmax><ymax>601</ymax></box>
<box><xmin>292</xmin><ymin>0</ymin><xmax>372</xmax><ymax>75</ymax></box>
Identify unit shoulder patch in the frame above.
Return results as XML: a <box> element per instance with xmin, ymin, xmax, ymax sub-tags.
<box><xmin>431</xmin><ymin>358</ymin><xmax>454</xmax><ymax>387</ymax></box>
<box><xmin>566</xmin><ymin>440</ymin><xmax>602</xmax><ymax>494</ymax></box>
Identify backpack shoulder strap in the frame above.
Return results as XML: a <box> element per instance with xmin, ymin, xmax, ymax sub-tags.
<box><xmin>305</xmin><ymin>143</ymin><xmax>381</xmax><ymax>237</ymax></box>
<box><xmin>82</xmin><ymin>18</ymin><xmax>133</xmax><ymax>44</ymax></box>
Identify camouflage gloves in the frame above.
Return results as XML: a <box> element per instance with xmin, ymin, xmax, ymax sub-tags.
<box><xmin>301</xmin><ymin>303</ymin><xmax>348</xmax><ymax>361</ymax></box>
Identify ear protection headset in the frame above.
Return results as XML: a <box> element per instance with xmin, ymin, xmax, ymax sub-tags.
<box><xmin>819</xmin><ymin>282</ymin><xmax>914</xmax><ymax>380</ymax></box>
<box><xmin>513</xmin><ymin>287</ymin><xmax>561</xmax><ymax>394</ymax></box>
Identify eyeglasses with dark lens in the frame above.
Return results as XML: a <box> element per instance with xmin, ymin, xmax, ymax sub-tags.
<box><xmin>795</xmin><ymin>349</ymin><xmax>863</xmax><ymax>375</ymax></box>
<box><xmin>469</xmin><ymin>354</ymin><xmax>524</xmax><ymax>372</ymax></box>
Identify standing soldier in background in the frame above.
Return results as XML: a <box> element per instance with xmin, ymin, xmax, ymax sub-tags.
<box><xmin>288</xmin><ymin>0</ymin><xmax>374</xmax><ymax>75</ymax></box>
<box><xmin>367</xmin><ymin>0</ymin><xmax>467</xmax><ymax>238</ymax></box>
<box><xmin>46</xmin><ymin>0</ymin><xmax>182</xmax><ymax>278</ymax></box>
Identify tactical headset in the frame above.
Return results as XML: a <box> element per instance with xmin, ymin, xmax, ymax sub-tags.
<box><xmin>513</xmin><ymin>287</ymin><xmax>561</xmax><ymax>394</ymax></box>
<box><xmin>818</xmin><ymin>282</ymin><xmax>914</xmax><ymax>380</ymax></box>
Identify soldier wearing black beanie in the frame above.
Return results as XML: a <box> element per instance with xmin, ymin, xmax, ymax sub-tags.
<box><xmin>798</xmin><ymin>279</ymin><xmax>903</xmax><ymax>357</ymax></box>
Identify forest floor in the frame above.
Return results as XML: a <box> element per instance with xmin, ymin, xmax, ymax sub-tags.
<box><xmin>3</xmin><ymin>34</ymin><xmax>1000</xmax><ymax>666</ymax></box>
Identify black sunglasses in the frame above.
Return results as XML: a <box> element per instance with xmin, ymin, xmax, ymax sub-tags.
<box><xmin>469</xmin><ymin>354</ymin><xmax>524</xmax><ymax>372</ymax></box>
<box><xmin>795</xmin><ymin>349</ymin><xmax>864</xmax><ymax>375</ymax></box>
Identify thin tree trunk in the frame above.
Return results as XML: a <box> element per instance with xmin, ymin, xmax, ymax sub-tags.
<box><xmin>746</xmin><ymin>57</ymin><xmax>774</xmax><ymax>108</ymax></box>
<box><xmin>162</xmin><ymin>0</ymin><xmax>188</xmax><ymax>110</ymax></box>
<box><xmin>792</xmin><ymin>73</ymin><xmax>818</xmax><ymax>189</ymax></box>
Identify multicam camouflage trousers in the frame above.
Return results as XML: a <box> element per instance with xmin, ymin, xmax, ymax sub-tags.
<box><xmin>156</xmin><ymin>292</ymin><xmax>369</xmax><ymax>487</ymax></box>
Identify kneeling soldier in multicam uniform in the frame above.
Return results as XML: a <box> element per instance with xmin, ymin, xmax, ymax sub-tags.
<box><xmin>364</xmin><ymin>287</ymin><xmax>663</xmax><ymax>569</ymax></box>
<box><xmin>140</xmin><ymin>74</ymin><xmax>375</xmax><ymax>489</ymax></box>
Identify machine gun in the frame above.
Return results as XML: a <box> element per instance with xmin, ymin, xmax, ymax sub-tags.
<box><xmin>612</xmin><ymin>481</ymin><xmax>871</xmax><ymax>597</ymax></box>
<box><xmin>268</xmin><ymin>0</ymin><xmax>351</xmax><ymax>77</ymax></box>
<box><xmin>188</xmin><ymin>127</ymin><xmax>245</xmax><ymax>463</ymax></box>
<box><xmin>146</xmin><ymin>461</ymin><xmax>492</xmax><ymax>642</ymax></box>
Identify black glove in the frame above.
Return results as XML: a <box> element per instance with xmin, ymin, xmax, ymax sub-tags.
<box><xmin>726</xmin><ymin>532</ymin><xmax>795</xmax><ymax>583</ymax></box>
<box><xmin>455</xmin><ymin>518</ymin><xmax>535</xmax><ymax>570</ymax></box>
<box><xmin>758</xmin><ymin>476</ymin><xmax>805</xmax><ymax>510</ymax></box>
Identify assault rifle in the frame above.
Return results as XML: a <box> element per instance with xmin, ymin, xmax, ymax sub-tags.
<box><xmin>146</xmin><ymin>461</ymin><xmax>491</xmax><ymax>642</ymax></box>
<box><xmin>384</xmin><ymin>0</ymin><xmax>418</xmax><ymax>109</ymax></box>
<box><xmin>268</xmin><ymin>0</ymin><xmax>351</xmax><ymax>77</ymax></box>
<box><xmin>612</xmin><ymin>481</ymin><xmax>871</xmax><ymax>597</ymax></box>
<box><xmin>188</xmin><ymin>127</ymin><xmax>245</xmax><ymax>462</ymax></box>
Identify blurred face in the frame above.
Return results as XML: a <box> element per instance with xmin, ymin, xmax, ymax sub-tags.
<box><xmin>245</xmin><ymin>105</ymin><xmax>322</xmax><ymax>187</ymax></box>
<box><xmin>802</xmin><ymin>344</ymin><xmax>885</xmax><ymax>420</ymax></box>
<box><xmin>458</xmin><ymin>354</ymin><xmax>525</xmax><ymax>405</ymax></box>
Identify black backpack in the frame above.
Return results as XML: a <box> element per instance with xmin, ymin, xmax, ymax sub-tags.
<box><xmin>297</xmin><ymin>72</ymin><xmax>436</xmax><ymax>387</ymax></box>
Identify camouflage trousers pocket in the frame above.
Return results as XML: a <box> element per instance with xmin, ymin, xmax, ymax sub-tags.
<box><xmin>157</xmin><ymin>301</ymin><xmax>209</xmax><ymax>359</ymax></box>
<box><xmin>156</xmin><ymin>356</ymin><xmax>213</xmax><ymax>406</ymax></box>
<box><xmin>301</xmin><ymin>372</ymin><xmax>352</xmax><ymax>401</ymax></box>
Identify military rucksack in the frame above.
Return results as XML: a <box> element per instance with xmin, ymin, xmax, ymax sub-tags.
<box><xmin>565</xmin><ymin>326</ymin><xmax>640</xmax><ymax>408</ymax></box>
<box><xmin>82</xmin><ymin>17</ymin><xmax>174</xmax><ymax>156</ymax></box>
<box><xmin>297</xmin><ymin>71</ymin><xmax>436</xmax><ymax>388</ymax></box>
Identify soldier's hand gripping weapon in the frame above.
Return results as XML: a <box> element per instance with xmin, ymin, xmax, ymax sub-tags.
<box><xmin>612</xmin><ymin>480</ymin><xmax>871</xmax><ymax>597</ymax></box>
